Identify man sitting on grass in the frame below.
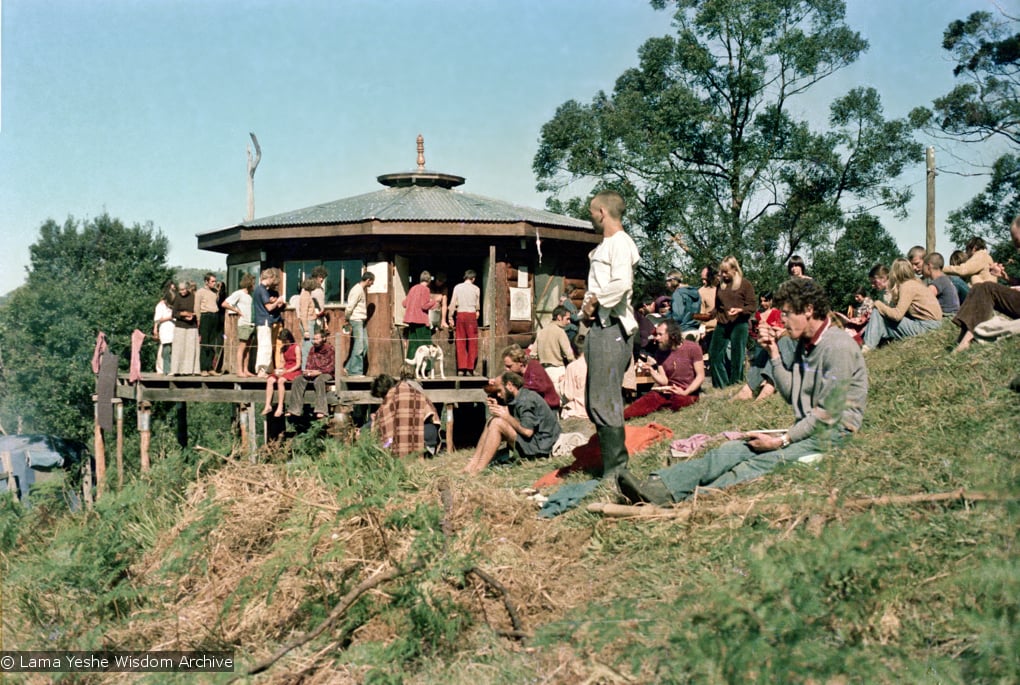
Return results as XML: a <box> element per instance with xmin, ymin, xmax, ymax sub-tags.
<box><xmin>624</xmin><ymin>319</ymin><xmax>703</xmax><ymax>419</ymax></box>
<box><xmin>463</xmin><ymin>371</ymin><xmax>561</xmax><ymax>475</ymax></box>
<box><xmin>618</xmin><ymin>278</ymin><xmax>868</xmax><ymax>506</ymax></box>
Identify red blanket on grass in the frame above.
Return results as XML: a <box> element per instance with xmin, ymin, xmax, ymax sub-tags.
<box><xmin>532</xmin><ymin>422</ymin><xmax>674</xmax><ymax>489</ymax></box>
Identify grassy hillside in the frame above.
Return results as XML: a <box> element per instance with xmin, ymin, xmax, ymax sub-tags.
<box><xmin>1</xmin><ymin>324</ymin><xmax>1017</xmax><ymax>684</ymax></box>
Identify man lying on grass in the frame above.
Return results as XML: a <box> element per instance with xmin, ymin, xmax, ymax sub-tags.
<box><xmin>618</xmin><ymin>277</ymin><xmax>869</xmax><ymax>506</ymax></box>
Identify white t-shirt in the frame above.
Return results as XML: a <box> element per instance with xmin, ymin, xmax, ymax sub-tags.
<box><xmin>225</xmin><ymin>288</ymin><xmax>254</xmax><ymax>327</ymax></box>
<box><xmin>154</xmin><ymin>300</ymin><xmax>175</xmax><ymax>343</ymax></box>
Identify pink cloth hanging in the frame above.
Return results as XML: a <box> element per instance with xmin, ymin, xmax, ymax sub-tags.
<box><xmin>91</xmin><ymin>332</ymin><xmax>109</xmax><ymax>374</ymax></box>
<box><xmin>129</xmin><ymin>329</ymin><xmax>146</xmax><ymax>383</ymax></box>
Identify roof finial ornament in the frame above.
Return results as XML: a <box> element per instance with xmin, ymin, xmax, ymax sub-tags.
<box><xmin>416</xmin><ymin>134</ymin><xmax>425</xmax><ymax>171</ymax></box>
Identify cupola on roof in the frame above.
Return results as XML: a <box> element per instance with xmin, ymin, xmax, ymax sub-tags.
<box><xmin>197</xmin><ymin>135</ymin><xmax>595</xmax><ymax>254</ymax></box>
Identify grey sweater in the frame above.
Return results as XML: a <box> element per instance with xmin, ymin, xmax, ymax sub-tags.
<box><xmin>770</xmin><ymin>323</ymin><xmax>868</xmax><ymax>443</ymax></box>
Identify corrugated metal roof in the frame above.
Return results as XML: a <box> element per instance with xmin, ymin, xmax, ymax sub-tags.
<box><xmin>237</xmin><ymin>184</ymin><xmax>593</xmax><ymax>231</ymax></box>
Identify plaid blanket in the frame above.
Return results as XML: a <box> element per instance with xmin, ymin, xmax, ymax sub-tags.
<box><xmin>373</xmin><ymin>381</ymin><xmax>440</xmax><ymax>457</ymax></box>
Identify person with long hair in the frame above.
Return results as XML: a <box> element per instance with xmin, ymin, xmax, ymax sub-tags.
<box><xmin>262</xmin><ymin>328</ymin><xmax>302</xmax><ymax>417</ymax></box>
<box><xmin>708</xmin><ymin>256</ymin><xmax>756</xmax><ymax>389</ymax></box>
<box><xmin>944</xmin><ymin>236</ymin><xmax>996</xmax><ymax>285</ymax></box>
<box><xmin>152</xmin><ymin>281</ymin><xmax>176</xmax><ymax>374</ymax></box>
<box><xmin>370</xmin><ymin>365</ymin><xmax>442</xmax><ymax>457</ymax></box>
<box><xmin>787</xmin><ymin>255</ymin><xmax>811</xmax><ymax>279</ymax></box>
<box><xmin>951</xmin><ymin>216</ymin><xmax>1020</xmax><ymax>353</ymax></box>
<box><xmin>861</xmin><ymin>258</ymin><xmax>942</xmax><ymax>351</ymax></box>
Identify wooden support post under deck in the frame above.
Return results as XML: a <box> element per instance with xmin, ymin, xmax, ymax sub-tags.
<box><xmin>92</xmin><ymin>395</ymin><xmax>106</xmax><ymax>499</ymax></box>
<box><xmin>176</xmin><ymin>402</ymin><xmax>188</xmax><ymax>448</ymax></box>
<box><xmin>247</xmin><ymin>403</ymin><xmax>258</xmax><ymax>461</ymax></box>
<box><xmin>239</xmin><ymin>403</ymin><xmax>249</xmax><ymax>455</ymax></box>
<box><xmin>444</xmin><ymin>403</ymin><xmax>455</xmax><ymax>452</ymax></box>
<box><xmin>1</xmin><ymin>450</ymin><xmax>18</xmax><ymax>502</ymax></box>
<box><xmin>113</xmin><ymin>399</ymin><xmax>124</xmax><ymax>489</ymax></box>
<box><xmin>138</xmin><ymin>402</ymin><xmax>152</xmax><ymax>472</ymax></box>
<box><xmin>81</xmin><ymin>455</ymin><xmax>93</xmax><ymax>510</ymax></box>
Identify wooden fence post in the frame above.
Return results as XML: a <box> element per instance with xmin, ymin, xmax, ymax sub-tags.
<box><xmin>1</xmin><ymin>450</ymin><xmax>18</xmax><ymax>502</ymax></box>
<box><xmin>92</xmin><ymin>395</ymin><xmax>106</xmax><ymax>499</ymax></box>
<box><xmin>138</xmin><ymin>401</ymin><xmax>152</xmax><ymax>472</ymax></box>
<box><xmin>114</xmin><ymin>399</ymin><xmax>124</xmax><ymax>489</ymax></box>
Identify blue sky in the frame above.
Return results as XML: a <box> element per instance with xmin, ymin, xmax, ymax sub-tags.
<box><xmin>0</xmin><ymin>0</ymin><xmax>1007</xmax><ymax>295</ymax></box>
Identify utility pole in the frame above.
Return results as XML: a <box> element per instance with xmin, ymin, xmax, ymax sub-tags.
<box><xmin>926</xmin><ymin>146</ymin><xmax>936</xmax><ymax>254</ymax></box>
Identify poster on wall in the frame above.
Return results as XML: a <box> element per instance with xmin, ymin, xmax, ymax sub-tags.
<box><xmin>367</xmin><ymin>261</ymin><xmax>387</xmax><ymax>293</ymax></box>
<box><xmin>509</xmin><ymin>287</ymin><xmax>532</xmax><ymax>321</ymax></box>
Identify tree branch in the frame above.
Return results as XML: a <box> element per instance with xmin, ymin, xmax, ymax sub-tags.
<box><xmin>589</xmin><ymin>489</ymin><xmax>1013</xmax><ymax>520</ymax></box>
<box><xmin>238</xmin><ymin>558</ymin><xmax>425</xmax><ymax>679</ymax></box>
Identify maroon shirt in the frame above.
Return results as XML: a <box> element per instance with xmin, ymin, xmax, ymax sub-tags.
<box><xmin>304</xmin><ymin>342</ymin><xmax>335</xmax><ymax>375</ymax></box>
<box><xmin>660</xmin><ymin>341</ymin><xmax>702</xmax><ymax>392</ymax></box>
<box><xmin>524</xmin><ymin>358</ymin><xmax>560</xmax><ymax>409</ymax></box>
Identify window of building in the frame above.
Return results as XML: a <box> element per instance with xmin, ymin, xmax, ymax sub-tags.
<box><xmin>284</xmin><ymin>260</ymin><xmax>363</xmax><ymax>304</ymax></box>
<box><xmin>227</xmin><ymin>261</ymin><xmax>261</xmax><ymax>294</ymax></box>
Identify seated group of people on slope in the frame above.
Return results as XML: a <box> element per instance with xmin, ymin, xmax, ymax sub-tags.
<box><xmin>942</xmin><ymin>223</ymin><xmax>1020</xmax><ymax>353</ymax></box>
<box><xmin>854</xmin><ymin>227</ymin><xmax>1020</xmax><ymax>355</ymax></box>
<box><xmin>469</xmin><ymin>276</ymin><xmax>871</xmax><ymax>505</ymax></box>
<box><xmin>255</xmin><ymin>215</ymin><xmax>1020</xmax><ymax>486</ymax></box>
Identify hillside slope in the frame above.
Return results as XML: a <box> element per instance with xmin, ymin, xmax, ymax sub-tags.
<box><xmin>2</xmin><ymin>324</ymin><xmax>1017</xmax><ymax>684</ymax></box>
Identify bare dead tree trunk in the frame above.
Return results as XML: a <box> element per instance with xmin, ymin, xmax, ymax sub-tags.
<box><xmin>247</xmin><ymin>132</ymin><xmax>262</xmax><ymax>222</ymax></box>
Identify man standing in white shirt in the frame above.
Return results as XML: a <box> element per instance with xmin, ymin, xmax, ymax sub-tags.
<box><xmin>448</xmin><ymin>269</ymin><xmax>481</xmax><ymax>376</ymax></box>
<box><xmin>584</xmin><ymin>190</ymin><xmax>640</xmax><ymax>481</ymax></box>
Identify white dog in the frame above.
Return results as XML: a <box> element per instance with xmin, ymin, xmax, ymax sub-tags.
<box><xmin>410</xmin><ymin>345</ymin><xmax>445</xmax><ymax>379</ymax></box>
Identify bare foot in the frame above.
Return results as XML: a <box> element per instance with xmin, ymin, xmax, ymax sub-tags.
<box><xmin>274</xmin><ymin>408</ymin><xmax>284</xmax><ymax>417</ymax></box>
<box><xmin>754</xmin><ymin>383</ymin><xmax>775</xmax><ymax>402</ymax></box>
<box><xmin>730</xmin><ymin>385</ymin><xmax>753</xmax><ymax>402</ymax></box>
<box><xmin>261</xmin><ymin>405</ymin><xmax>272</xmax><ymax>415</ymax></box>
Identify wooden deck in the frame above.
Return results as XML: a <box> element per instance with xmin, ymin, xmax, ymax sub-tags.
<box><xmin>115</xmin><ymin>372</ymin><xmax>490</xmax><ymax>407</ymax></box>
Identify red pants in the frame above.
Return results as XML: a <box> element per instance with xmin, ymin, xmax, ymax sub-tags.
<box><xmin>624</xmin><ymin>390</ymin><xmax>698</xmax><ymax>419</ymax></box>
<box><xmin>455</xmin><ymin>312</ymin><xmax>479</xmax><ymax>372</ymax></box>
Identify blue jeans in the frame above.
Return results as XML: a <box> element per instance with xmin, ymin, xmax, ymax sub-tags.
<box><xmin>651</xmin><ymin>432</ymin><xmax>844</xmax><ymax>502</ymax></box>
<box><xmin>345</xmin><ymin>319</ymin><xmax>367</xmax><ymax>375</ymax></box>
<box><xmin>862</xmin><ymin>314</ymin><xmax>941</xmax><ymax>349</ymax></box>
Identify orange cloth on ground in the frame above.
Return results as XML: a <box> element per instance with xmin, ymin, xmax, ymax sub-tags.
<box><xmin>531</xmin><ymin>422</ymin><xmax>674</xmax><ymax>489</ymax></box>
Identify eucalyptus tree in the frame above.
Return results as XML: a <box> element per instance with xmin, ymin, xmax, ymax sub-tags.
<box><xmin>910</xmin><ymin>9</ymin><xmax>1019</xmax><ymax>258</ymax></box>
<box><xmin>534</xmin><ymin>0</ymin><xmax>920</xmax><ymax>286</ymax></box>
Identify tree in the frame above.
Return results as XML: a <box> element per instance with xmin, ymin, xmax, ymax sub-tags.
<box><xmin>533</xmin><ymin>0</ymin><xmax>919</xmax><ymax>286</ymax></box>
<box><xmin>0</xmin><ymin>214</ymin><xmax>173</xmax><ymax>442</ymax></box>
<box><xmin>810</xmin><ymin>214</ymin><xmax>902</xmax><ymax>310</ymax></box>
<box><xmin>910</xmin><ymin>10</ymin><xmax>1019</xmax><ymax>254</ymax></box>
